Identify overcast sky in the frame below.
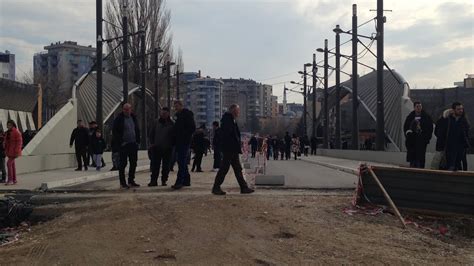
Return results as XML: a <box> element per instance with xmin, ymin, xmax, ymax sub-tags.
<box><xmin>1</xmin><ymin>0</ymin><xmax>473</xmax><ymax>103</ymax></box>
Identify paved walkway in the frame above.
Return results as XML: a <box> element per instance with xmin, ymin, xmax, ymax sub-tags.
<box><xmin>0</xmin><ymin>159</ymin><xmax>150</xmax><ymax>191</ymax></box>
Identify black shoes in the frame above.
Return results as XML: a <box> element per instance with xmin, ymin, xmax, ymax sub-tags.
<box><xmin>148</xmin><ymin>182</ymin><xmax>158</xmax><ymax>187</ymax></box>
<box><xmin>241</xmin><ymin>187</ymin><xmax>255</xmax><ymax>194</ymax></box>
<box><xmin>74</xmin><ymin>168</ymin><xmax>82</xmax><ymax>171</ymax></box>
<box><xmin>212</xmin><ymin>188</ymin><xmax>226</xmax><ymax>195</ymax></box>
<box><xmin>129</xmin><ymin>181</ymin><xmax>140</xmax><ymax>188</ymax></box>
<box><xmin>172</xmin><ymin>184</ymin><xmax>183</xmax><ymax>190</ymax></box>
<box><xmin>162</xmin><ymin>181</ymin><xmax>168</xmax><ymax>186</ymax></box>
<box><xmin>121</xmin><ymin>184</ymin><xmax>130</xmax><ymax>189</ymax></box>
<box><xmin>110</xmin><ymin>167</ymin><xmax>118</xmax><ymax>171</ymax></box>
<box><xmin>84</xmin><ymin>166</ymin><xmax>88</xmax><ymax>171</ymax></box>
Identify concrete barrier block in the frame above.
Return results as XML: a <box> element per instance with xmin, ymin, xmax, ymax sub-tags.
<box><xmin>255</xmin><ymin>175</ymin><xmax>285</xmax><ymax>186</ymax></box>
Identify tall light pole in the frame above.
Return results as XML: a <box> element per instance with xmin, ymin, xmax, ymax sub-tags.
<box><xmin>352</xmin><ymin>4</ymin><xmax>360</xmax><ymax>150</ymax></box>
<box><xmin>312</xmin><ymin>53</ymin><xmax>317</xmax><ymax>140</ymax></box>
<box><xmin>96</xmin><ymin>0</ymin><xmax>103</xmax><ymax>130</ymax></box>
<box><xmin>334</xmin><ymin>25</ymin><xmax>341</xmax><ymax>149</ymax></box>
<box><xmin>176</xmin><ymin>66</ymin><xmax>180</xmax><ymax>100</ymax></box>
<box><xmin>122</xmin><ymin>0</ymin><xmax>129</xmax><ymax>104</ymax></box>
<box><xmin>376</xmin><ymin>0</ymin><xmax>385</xmax><ymax>151</ymax></box>
<box><xmin>153</xmin><ymin>48</ymin><xmax>162</xmax><ymax>119</ymax></box>
<box><xmin>166</xmin><ymin>61</ymin><xmax>176</xmax><ymax>108</ymax></box>
<box><xmin>323</xmin><ymin>39</ymin><xmax>329</xmax><ymax>149</ymax></box>
<box><xmin>140</xmin><ymin>30</ymin><xmax>147</xmax><ymax>150</ymax></box>
<box><xmin>303</xmin><ymin>64</ymin><xmax>308</xmax><ymax>136</ymax></box>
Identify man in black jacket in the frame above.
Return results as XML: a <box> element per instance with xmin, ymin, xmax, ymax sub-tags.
<box><xmin>70</xmin><ymin>120</ymin><xmax>89</xmax><ymax>171</ymax></box>
<box><xmin>403</xmin><ymin>101</ymin><xmax>433</xmax><ymax>168</ymax></box>
<box><xmin>212</xmin><ymin>121</ymin><xmax>222</xmax><ymax>171</ymax></box>
<box><xmin>249</xmin><ymin>135</ymin><xmax>258</xmax><ymax>158</ymax></box>
<box><xmin>148</xmin><ymin>107</ymin><xmax>174</xmax><ymax>186</ymax></box>
<box><xmin>212</xmin><ymin>104</ymin><xmax>254</xmax><ymax>195</ymax></box>
<box><xmin>284</xmin><ymin>132</ymin><xmax>292</xmax><ymax>160</ymax></box>
<box><xmin>172</xmin><ymin>100</ymin><xmax>196</xmax><ymax>190</ymax></box>
<box><xmin>435</xmin><ymin>102</ymin><xmax>470</xmax><ymax>171</ymax></box>
<box><xmin>112</xmin><ymin>103</ymin><xmax>141</xmax><ymax>188</ymax></box>
<box><xmin>191</xmin><ymin>126</ymin><xmax>206</xmax><ymax>172</ymax></box>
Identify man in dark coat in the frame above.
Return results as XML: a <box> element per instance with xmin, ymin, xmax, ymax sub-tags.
<box><xmin>435</xmin><ymin>102</ymin><xmax>470</xmax><ymax>171</ymax></box>
<box><xmin>284</xmin><ymin>132</ymin><xmax>292</xmax><ymax>160</ymax></box>
<box><xmin>112</xmin><ymin>103</ymin><xmax>141</xmax><ymax>188</ymax></box>
<box><xmin>212</xmin><ymin>121</ymin><xmax>222</xmax><ymax>171</ymax></box>
<box><xmin>403</xmin><ymin>101</ymin><xmax>434</xmax><ymax>168</ymax></box>
<box><xmin>310</xmin><ymin>136</ymin><xmax>317</xmax><ymax>155</ymax></box>
<box><xmin>249</xmin><ymin>135</ymin><xmax>258</xmax><ymax>158</ymax></box>
<box><xmin>212</xmin><ymin>104</ymin><xmax>254</xmax><ymax>195</ymax></box>
<box><xmin>148</xmin><ymin>107</ymin><xmax>174</xmax><ymax>186</ymax></box>
<box><xmin>70</xmin><ymin>120</ymin><xmax>90</xmax><ymax>171</ymax></box>
<box><xmin>272</xmin><ymin>137</ymin><xmax>279</xmax><ymax>160</ymax></box>
<box><xmin>172</xmin><ymin>100</ymin><xmax>196</xmax><ymax>190</ymax></box>
<box><xmin>191</xmin><ymin>126</ymin><xmax>206</xmax><ymax>172</ymax></box>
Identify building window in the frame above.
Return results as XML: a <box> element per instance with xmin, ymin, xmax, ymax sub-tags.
<box><xmin>2</xmin><ymin>73</ymin><xmax>8</xmax><ymax>78</ymax></box>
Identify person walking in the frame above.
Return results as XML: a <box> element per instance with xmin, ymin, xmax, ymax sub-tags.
<box><xmin>403</xmin><ymin>101</ymin><xmax>433</xmax><ymax>168</ymax></box>
<box><xmin>302</xmin><ymin>135</ymin><xmax>310</xmax><ymax>156</ymax></box>
<box><xmin>249</xmin><ymin>135</ymin><xmax>258</xmax><ymax>158</ymax></box>
<box><xmin>148</xmin><ymin>107</ymin><xmax>174</xmax><ymax>187</ymax></box>
<box><xmin>90</xmin><ymin>129</ymin><xmax>106</xmax><ymax>171</ymax></box>
<box><xmin>279</xmin><ymin>138</ymin><xmax>286</xmax><ymax>160</ymax></box>
<box><xmin>292</xmin><ymin>134</ymin><xmax>300</xmax><ymax>160</ymax></box>
<box><xmin>435</xmin><ymin>102</ymin><xmax>470</xmax><ymax>171</ymax></box>
<box><xmin>0</xmin><ymin>129</ymin><xmax>7</xmax><ymax>182</ymax></box>
<box><xmin>112</xmin><ymin>103</ymin><xmax>141</xmax><ymax>188</ymax></box>
<box><xmin>172</xmin><ymin>100</ymin><xmax>196</xmax><ymax>190</ymax></box>
<box><xmin>212</xmin><ymin>121</ymin><xmax>222</xmax><ymax>172</ymax></box>
<box><xmin>212</xmin><ymin>104</ymin><xmax>254</xmax><ymax>195</ymax></box>
<box><xmin>4</xmin><ymin>120</ymin><xmax>22</xmax><ymax>185</ymax></box>
<box><xmin>69</xmin><ymin>120</ymin><xmax>89</xmax><ymax>171</ymax></box>
<box><xmin>310</xmin><ymin>135</ymin><xmax>317</xmax><ymax>155</ymax></box>
<box><xmin>88</xmin><ymin>121</ymin><xmax>106</xmax><ymax>168</ymax></box>
<box><xmin>191</xmin><ymin>126</ymin><xmax>206</xmax><ymax>173</ymax></box>
<box><xmin>284</xmin><ymin>132</ymin><xmax>292</xmax><ymax>160</ymax></box>
<box><xmin>272</xmin><ymin>137</ymin><xmax>279</xmax><ymax>160</ymax></box>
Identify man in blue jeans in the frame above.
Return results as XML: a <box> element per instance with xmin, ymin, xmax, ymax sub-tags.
<box><xmin>172</xmin><ymin>101</ymin><xmax>196</xmax><ymax>190</ymax></box>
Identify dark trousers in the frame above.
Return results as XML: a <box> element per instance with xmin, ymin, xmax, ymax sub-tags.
<box><xmin>119</xmin><ymin>143</ymin><xmax>138</xmax><ymax>185</ymax></box>
<box><xmin>213</xmin><ymin>152</ymin><xmax>248</xmax><ymax>190</ymax></box>
<box><xmin>311</xmin><ymin>146</ymin><xmax>317</xmax><ymax>155</ymax></box>
<box><xmin>447</xmin><ymin>147</ymin><xmax>464</xmax><ymax>171</ymax></box>
<box><xmin>150</xmin><ymin>147</ymin><xmax>172</xmax><ymax>183</ymax></box>
<box><xmin>192</xmin><ymin>151</ymin><xmax>204</xmax><ymax>171</ymax></box>
<box><xmin>280</xmin><ymin>150</ymin><xmax>284</xmax><ymax>160</ymax></box>
<box><xmin>175</xmin><ymin>144</ymin><xmax>191</xmax><ymax>186</ymax></box>
<box><xmin>461</xmin><ymin>149</ymin><xmax>468</xmax><ymax>171</ymax></box>
<box><xmin>0</xmin><ymin>156</ymin><xmax>6</xmax><ymax>180</ymax></box>
<box><xmin>251</xmin><ymin>147</ymin><xmax>257</xmax><ymax>158</ymax></box>
<box><xmin>75</xmin><ymin>146</ymin><xmax>88</xmax><ymax>169</ymax></box>
<box><xmin>213</xmin><ymin>149</ymin><xmax>222</xmax><ymax>169</ymax></box>
<box><xmin>285</xmin><ymin>148</ymin><xmax>291</xmax><ymax>160</ymax></box>
<box><xmin>273</xmin><ymin>149</ymin><xmax>278</xmax><ymax>160</ymax></box>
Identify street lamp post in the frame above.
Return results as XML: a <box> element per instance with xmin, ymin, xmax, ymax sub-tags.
<box><xmin>176</xmin><ymin>66</ymin><xmax>180</xmax><ymax>100</ymax></box>
<box><xmin>153</xmin><ymin>48</ymin><xmax>162</xmax><ymax>119</ymax></box>
<box><xmin>96</xmin><ymin>0</ymin><xmax>103</xmax><ymax>131</ymax></box>
<box><xmin>166</xmin><ymin>61</ymin><xmax>176</xmax><ymax>108</ymax></box>
<box><xmin>323</xmin><ymin>39</ymin><xmax>329</xmax><ymax>149</ymax></box>
<box><xmin>352</xmin><ymin>4</ymin><xmax>359</xmax><ymax>150</ymax></box>
<box><xmin>334</xmin><ymin>25</ymin><xmax>342</xmax><ymax>149</ymax></box>
<box><xmin>312</xmin><ymin>54</ymin><xmax>317</xmax><ymax>141</ymax></box>
<box><xmin>140</xmin><ymin>30</ymin><xmax>147</xmax><ymax>150</ymax></box>
<box><xmin>122</xmin><ymin>1</ymin><xmax>129</xmax><ymax>104</ymax></box>
<box><xmin>376</xmin><ymin>0</ymin><xmax>385</xmax><ymax>151</ymax></box>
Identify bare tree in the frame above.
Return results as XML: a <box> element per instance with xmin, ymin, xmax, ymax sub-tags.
<box><xmin>105</xmin><ymin>0</ymin><xmax>174</xmax><ymax>84</ymax></box>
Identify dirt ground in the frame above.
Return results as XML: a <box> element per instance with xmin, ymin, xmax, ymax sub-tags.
<box><xmin>0</xmin><ymin>191</ymin><xmax>473</xmax><ymax>265</ymax></box>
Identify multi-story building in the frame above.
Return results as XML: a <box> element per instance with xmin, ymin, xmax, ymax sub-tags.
<box><xmin>33</xmin><ymin>41</ymin><xmax>96</xmax><ymax>116</ymax></box>
<box><xmin>271</xmin><ymin>95</ymin><xmax>278</xmax><ymax>117</ymax></box>
<box><xmin>0</xmin><ymin>50</ymin><xmax>15</xmax><ymax>80</ymax></box>
<box><xmin>184</xmin><ymin>76</ymin><xmax>223</xmax><ymax>129</ymax></box>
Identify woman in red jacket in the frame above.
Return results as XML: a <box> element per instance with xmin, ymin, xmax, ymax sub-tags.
<box><xmin>4</xmin><ymin>120</ymin><xmax>22</xmax><ymax>185</ymax></box>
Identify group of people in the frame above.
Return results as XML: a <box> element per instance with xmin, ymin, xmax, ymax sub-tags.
<box><xmin>69</xmin><ymin>120</ymin><xmax>107</xmax><ymax>172</ymax></box>
<box><xmin>404</xmin><ymin>101</ymin><xmax>470</xmax><ymax>171</ymax></box>
<box><xmin>80</xmin><ymin>101</ymin><xmax>253</xmax><ymax>194</ymax></box>
<box><xmin>249</xmin><ymin>133</ymin><xmax>317</xmax><ymax>161</ymax></box>
<box><xmin>0</xmin><ymin>120</ymin><xmax>23</xmax><ymax>185</ymax></box>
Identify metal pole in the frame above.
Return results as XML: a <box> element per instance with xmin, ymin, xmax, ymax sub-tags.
<box><xmin>154</xmin><ymin>48</ymin><xmax>159</xmax><ymax>119</ymax></box>
<box><xmin>335</xmin><ymin>25</ymin><xmax>341</xmax><ymax>149</ymax></box>
<box><xmin>122</xmin><ymin>4</ymin><xmax>128</xmax><ymax>104</ymax></box>
<box><xmin>323</xmin><ymin>39</ymin><xmax>329</xmax><ymax>149</ymax></box>
<box><xmin>140</xmin><ymin>31</ymin><xmax>147</xmax><ymax>150</ymax></box>
<box><xmin>376</xmin><ymin>0</ymin><xmax>385</xmax><ymax>151</ymax></box>
<box><xmin>167</xmin><ymin>61</ymin><xmax>171</xmax><ymax>108</ymax></box>
<box><xmin>96</xmin><ymin>0</ymin><xmax>103</xmax><ymax>130</ymax></box>
<box><xmin>303</xmin><ymin>65</ymin><xmax>307</xmax><ymax>136</ymax></box>
<box><xmin>312</xmin><ymin>54</ymin><xmax>317</xmax><ymax>140</ymax></box>
<box><xmin>176</xmin><ymin>66</ymin><xmax>180</xmax><ymax>100</ymax></box>
<box><xmin>352</xmin><ymin>4</ymin><xmax>359</xmax><ymax>150</ymax></box>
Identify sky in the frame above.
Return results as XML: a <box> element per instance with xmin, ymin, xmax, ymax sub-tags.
<box><xmin>0</xmin><ymin>0</ymin><xmax>473</xmax><ymax>103</ymax></box>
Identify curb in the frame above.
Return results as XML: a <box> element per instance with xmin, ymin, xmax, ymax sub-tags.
<box><xmin>300</xmin><ymin>159</ymin><xmax>358</xmax><ymax>175</ymax></box>
<box><xmin>39</xmin><ymin>165</ymin><xmax>150</xmax><ymax>191</ymax></box>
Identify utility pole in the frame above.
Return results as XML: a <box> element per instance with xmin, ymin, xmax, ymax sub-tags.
<box><xmin>303</xmin><ymin>64</ymin><xmax>308</xmax><ymax>136</ymax></box>
<box><xmin>166</xmin><ymin>61</ymin><xmax>171</xmax><ymax>108</ymax></box>
<box><xmin>140</xmin><ymin>30</ymin><xmax>147</xmax><ymax>150</ymax></box>
<box><xmin>352</xmin><ymin>4</ymin><xmax>360</xmax><ymax>150</ymax></box>
<box><xmin>312</xmin><ymin>53</ymin><xmax>317</xmax><ymax>140</ymax></box>
<box><xmin>323</xmin><ymin>39</ymin><xmax>329</xmax><ymax>149</ymax></box>
<box><xmin>376</xmin><ymin>0</ymin><xmax>385</xmax><ymax>151</ymax></box>
<box><xmin>176</xmin><ymin>66</ymin><xmax>180</xmax><ymax>101</ymax></box>
<box><xmin>96</xmin><ymin>0</ymin><xmax>103</xmax><ymax>130</ymax></box>
<box><xmin>334</xmin><ymin>25</ymin><xmax>341</xmax><ymax>149</ymax></box>
<box><xmin>153</xmin><ymin>48</ymin><xmax>160</xmax><ymax>119</ymax></box>
<box><xmin>122</xmin><ymin>1</ymin><xmax>128</xmax><ymax>104</ymax></box>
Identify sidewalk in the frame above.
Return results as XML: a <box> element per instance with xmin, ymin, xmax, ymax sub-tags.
<box><xmin>1</xmin><ymin>159</ymin><xmax>150</xmax><ymax>191</ymax></box>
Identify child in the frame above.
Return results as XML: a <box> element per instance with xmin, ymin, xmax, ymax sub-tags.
<box><xmin>90</xmin><ymin>129</ymin><xmax>106</xmax><ymax>171</ymax></box>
